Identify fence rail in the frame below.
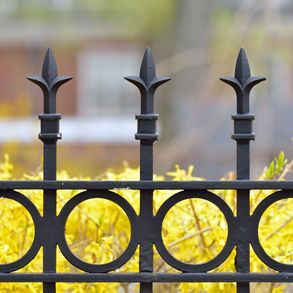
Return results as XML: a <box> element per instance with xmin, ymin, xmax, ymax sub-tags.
<box><xmin>0</xmin><ymin>47</ymin><xmax>291</xmax><ymax>293</ymax></box>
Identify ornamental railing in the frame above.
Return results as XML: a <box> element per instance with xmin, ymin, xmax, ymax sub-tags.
<box><xmin>0</xmin><ymin>48</ymin><xmax>291</xmax><ymax>293</ymax></box>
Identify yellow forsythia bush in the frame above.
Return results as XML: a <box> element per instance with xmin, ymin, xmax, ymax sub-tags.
<box><xmin>0</xmin><ymin>153</ymin><xmax>291</xmax><ymax>292</ymax></box>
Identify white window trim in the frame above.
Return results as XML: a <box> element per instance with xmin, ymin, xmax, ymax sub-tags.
<box><xmin>0</xmin><ymin>116</ymin><xmax>136</xmax><ymax>144</ymax></box>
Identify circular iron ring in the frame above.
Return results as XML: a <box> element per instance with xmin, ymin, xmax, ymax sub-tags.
<box><xmin>0</xmin><ymin>190</ymin><xmax>42</xmax><ymax>272</ymax></box>
<box><xmin>154</xmin><ymin>190</ymin><xmax>235</xmax><ymax>272</ymax></box>
<box><xmin>251</xmin><ymin>190</ymin><xmax>292</xmax><ymax>272</ymax></box>
<box><xmin>57</xmin><ymin>190</ymin><xmax>138</xmax><ymax>273</ymax></box>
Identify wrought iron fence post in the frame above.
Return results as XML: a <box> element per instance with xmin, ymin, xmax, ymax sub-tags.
<box><xmin>28</xmin><ymin>49</ymin><xmax>72</xmax><ymax>293</ymax></box>
<box><xmin>125</xmin><ymin>48</ymin><xmax>170</xmax><ymax>293</ymax></box>
<box><xmin>221</xmin><ymin>48</ymin><xmax>265</xmax><ymax>293</ymax></box>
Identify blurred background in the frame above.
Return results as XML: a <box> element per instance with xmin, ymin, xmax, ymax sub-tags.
<box><xmin>0</xmin><ymin>0</ymin><xmax>292</xmax><ymax>178</ymax></box>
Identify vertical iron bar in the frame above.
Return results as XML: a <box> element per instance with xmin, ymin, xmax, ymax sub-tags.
<box><xmin>43</xmin><ymin>152</ymin><xmax>57</xmax><ymax>292</ymax></box>
<box><xmin>220</xmin><ymin>48</ymin><xmax>265</xmax><ymax>293</ymax></box>
<box><xmin>125</xmin><ymin>48</ymin><xmax>170</xmax><ymax>293</ymax></box>
<box><xmin>28</xmin><ymin>49</ymin><xmax>71</xmax><ymax>293</ymax></box>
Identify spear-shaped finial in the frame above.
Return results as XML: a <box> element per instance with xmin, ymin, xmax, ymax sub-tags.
<box><xmin>234</xmin><ymin>48</ymin><xmax>251</xmax><ymax>87</ymax></box>
<box><xmin>220</xmin><ymin>48</ymin><xmax>265</xmax><ymax>114</ymax></box>
<box><xmin>28</xmin><ymin>48</ymin><xmax>72</xmax><ymax>114</ymax></box>
<box><xmin>28</xmin><ymin>48</ymin><xmax>72</xmax><ymax>144</ymax></box>
<box><xmin>125</xmin><ymin>47</ymin><xmax>170</xmax><ymax>143</ymax></box>
<box><xmin>41</xmin><ymin>48</ymin><xmax>58</xmax><ymax>87</ymax></box>
<box><xmin>139</xmin><ymin>47</ymin><xmax>156</xmax><ymax>86</ymax></box>
<box><xmin>125</xmin><ymin>47</ymin><xmax>170</xmax><ymax>114</ymax></box>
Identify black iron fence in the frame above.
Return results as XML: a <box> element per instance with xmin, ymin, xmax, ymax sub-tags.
<box><xmin>0</xmin><ymin>48</ymin><xmax>291</xmax><ymax>293</ymax></box>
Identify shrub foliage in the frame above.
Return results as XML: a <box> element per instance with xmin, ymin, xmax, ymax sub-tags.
<box><xmin>0</xmin><ymin>153</ymin><xmax>291</xmax><ymax>292</ymax></box>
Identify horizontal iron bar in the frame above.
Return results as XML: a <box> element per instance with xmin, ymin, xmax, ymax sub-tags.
<box><xmin>0</xmin><ymin>273</ymin><xmax>291</xmax><ymax>283</ymax></box>
<box><xmin>0</xmin><ymin>180</ymin><xmax>293</xmax><ymax>190</ymax></box>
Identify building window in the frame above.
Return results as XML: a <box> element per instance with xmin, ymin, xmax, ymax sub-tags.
<box><xmin>77</xmin><ymin>47</ymin><xmax>141</xmax><ymax>117</ymax></box>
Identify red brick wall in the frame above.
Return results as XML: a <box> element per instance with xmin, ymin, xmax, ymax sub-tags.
<box><xmin>0</xmin><ymin>46</ymin><xmax>77</xmax><ymax>116</ymax></box>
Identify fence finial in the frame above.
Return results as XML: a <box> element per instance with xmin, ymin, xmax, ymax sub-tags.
<box><xmin>27</xmin><ymin>48</ymin><xmax>72</xmax><ymax>114</ymax></box>
<box><xmin>235</xmin><ymin>48</ymin><xmax>251</xmax><ymax>86</ymax></box>
<box><xmin>139</xmin><ymin>47</ymin><xmax>156</xmax><ymax>86</ymax></box>
<box><xmin>220</xmin><ymin>48</ymin><xmax>265</xmax><ymax>114</ymax></box>
<box><xmin>125</xmin><ymin>47</ymin><xmax>170</xmax><ymax>143</ymax></box>
<box><xmin>42</xmin><ymin>48</ymin><xmax>58</xmax><ymax>87</ymax></box>
<box><xmin>125</xmin><ymin>48</ymin><xmax>170</xmax><ymax>114</ymax></box>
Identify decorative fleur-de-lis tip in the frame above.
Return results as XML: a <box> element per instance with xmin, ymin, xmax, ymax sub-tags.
<box><xmin>27</xmin><ymin>48</ymin><xmax>72</xmax><ymax>91</ymax></box>
<box><xmin>235</xmin><ymin>48</ymin><xmax>251</xmax><ymax>86</ymax></box>
<box><xmin>125</xmin><ymin>47</ymin><xmax>170</xmax><ymax>92</ymax></box>
<box><xmin>42</xmin><ymin>48</ymin><xmax>58</xmax><ymax>86</ymax></box>
<box><xmin>220</xmin><ymin>48</ymin><xmax>265</xmax><ymax>93</ymax></box>
<box><xmin>140</xmin><ymin>47</ymin><xmax>156</xmax><ymax>85</ymax></box>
